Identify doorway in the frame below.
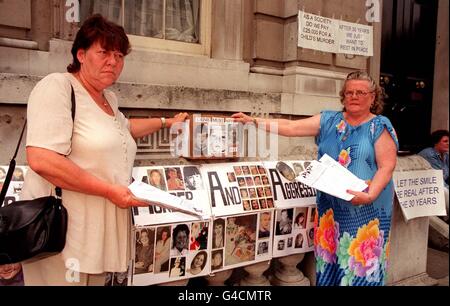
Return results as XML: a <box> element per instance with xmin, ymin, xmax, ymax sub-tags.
<box><xmin>380</xmin><ymin>0</ymin><xmax>438</xmax><ymax>153</ymax></box>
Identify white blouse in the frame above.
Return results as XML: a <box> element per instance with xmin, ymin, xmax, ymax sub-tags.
<box><xmin>21</xmin><ymin>72</ymin><xmax>137</xmax><ymax>273</ymax></box>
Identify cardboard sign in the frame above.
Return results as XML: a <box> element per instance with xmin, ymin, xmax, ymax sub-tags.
<box><xmin>132</xmin><ymin>165</ymin><xmax>212</xmax><ymax>225</ymax></box>
<box><xmin>393</xmin><ymin>169</ymin><xmax>447</xmax><ymax>221</ymax></box>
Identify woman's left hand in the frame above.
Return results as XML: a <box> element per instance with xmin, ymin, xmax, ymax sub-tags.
<box><xmin>346</xmin><ymin>190</ymin><xmax>374</xmax><ymax>206</ymax></box>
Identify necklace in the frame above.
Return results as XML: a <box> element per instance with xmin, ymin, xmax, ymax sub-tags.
<box><xmin>74</xmin><ymin>73</ymin><xmax>109</xmax><ymax>108</ymax></box>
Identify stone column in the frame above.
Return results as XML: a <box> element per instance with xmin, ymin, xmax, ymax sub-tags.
<box><xmin>271</xmin><ymin>254</ymin><xmax>310</xmax><ymax>286</ymax></box>
<box><xmin>240</xmin><ymin>260</ymin><xmax>271</xmax><ymax>286</ymax></box>
<box><xmin>205</xmin><ymin>269</ymin><xmax>233</xmax><ymax>286</ymax></box>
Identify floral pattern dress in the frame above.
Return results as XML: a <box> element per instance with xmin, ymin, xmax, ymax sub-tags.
<box><xmin>314</xmin><ymin>111</ymin><xmax>398</xmax><ymax>286</ymax></box>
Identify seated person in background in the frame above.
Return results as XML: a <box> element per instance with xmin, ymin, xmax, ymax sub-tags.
<box><xmin>418</xmin><ymin>130</ymin><xmax>449</xmax><ymax>219</ymax></box>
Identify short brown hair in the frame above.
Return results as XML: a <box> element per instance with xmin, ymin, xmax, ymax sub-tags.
<box><xmin>67</xmin><ymin>14</ymin><xmax>131</xmax><ymax>73</ymax></box>
<box><xmin>339</xmin><ymin>71</ymin><xmax>385</xmax><ymax>115</ymax></box>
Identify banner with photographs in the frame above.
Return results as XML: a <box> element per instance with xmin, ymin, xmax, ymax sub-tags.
<box><xmin>272</xmin><ymin>206</ymin><xmax>316</xmax><ymax>257</ymax></box>
<box><xmin>1</xmin><ymin>165</ymin><xmax>27</xmax><ymax>207</ymax></box>
<box><xmin>210</xmin><ymin>211</ymin><xmax>273</xmax><ymax>273</ymax></box>
<box><xmin>200</xmin><ymin>162</ymin><xmax>275</xmax><ymax>216</ymax></box>
<box><xmin>132</xmin><ymin>165</ymin><xmax>212</xmax><ymax>225</ymax></box>
<box><xmin>201</xmin><ymin>162</ymin><xmax>274</xmax><ymax>271</ymax></box>
<box><xmin>131</xmin><ymin>220</ymin><xmax>212</xmax><ymax>286</ymax></box>
<box><xmin>105</xmin><ymin>262</ymin><xmax>133</xmax><ymax>286</ymax></box>
<box><xmin>263</xmin><ymin>161</ymin><xmax>316</xmax><ymax>257</ymax></box>
<box><xmin>263</xmin><ymin>161</ymin><xmax>317</xmax><ymax>207</ymax></box>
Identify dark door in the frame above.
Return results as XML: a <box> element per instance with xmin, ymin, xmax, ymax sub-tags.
<box><xmin>380</xmin><ymin>0</ymin><xmax>438</xmax><ymax>153</ymax></box>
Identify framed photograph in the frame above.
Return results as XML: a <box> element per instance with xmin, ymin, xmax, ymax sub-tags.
<box><xmin>184</xmin><ymin>114</ymin><xmax>242</xmax><ymax>160</ymax></box>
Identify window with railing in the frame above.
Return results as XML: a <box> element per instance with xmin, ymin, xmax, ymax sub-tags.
<box><xmin>79</xmin><ymin>0</ymin><xmax>211</xmax><ymax>55</ymax></box>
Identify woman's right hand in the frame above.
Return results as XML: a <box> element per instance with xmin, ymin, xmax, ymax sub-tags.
<box><xmin>106</xmin><ymin>185</ymin><xmax>149</xmax><ymax>209</ymax></box>
<box><xmin>0</xmin><ymin>263</ymin><xmax>21</xmax><ymax>280</ymax></box>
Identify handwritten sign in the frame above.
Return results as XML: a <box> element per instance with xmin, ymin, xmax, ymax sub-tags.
<box><xmin>337</xmin><ymin>20</ymin><xmax>374</xmax><ymax>56</ymax></box>
<box><xmin>298</xmin><ymin>11</ymin><xmax>373</xmax><ymax>57</ymax></box>
<box><xmin>298</xmin><ymin>11</ymin><xmax>338</xmax><ymax>53</ymax></box>
<box><xmin>393</xmin><ymin>170</ymin><xmax>447</xmax><ymax>221</ymax></box>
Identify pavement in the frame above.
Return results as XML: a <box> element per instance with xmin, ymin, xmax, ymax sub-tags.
<box><xmin>427</xmin><ymin>247</ymin><xmax>449</xmax><ymax>286</ymax></box>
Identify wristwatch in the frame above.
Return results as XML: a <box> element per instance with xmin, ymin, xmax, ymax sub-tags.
<box><xmin>160</xmin><ymin>117</ymin><xmax>166</xmax><ymax>129</ymax></box>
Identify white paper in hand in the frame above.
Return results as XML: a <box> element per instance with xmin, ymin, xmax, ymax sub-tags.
<box><xmin>128</xmin><ymin>181</ymin><xmax>205</xmax><ymax>219</ymax></box>
<box><xmin>296</xmin><ymin>154</ymin><xmax>368</xmax><ymax>201</ymax></box>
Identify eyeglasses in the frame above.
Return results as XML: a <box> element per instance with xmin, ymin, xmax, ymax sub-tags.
<box><xmin>344</xmin><ymin>90</ymin><xmax>373</xmax><ymax>98</ymax></box>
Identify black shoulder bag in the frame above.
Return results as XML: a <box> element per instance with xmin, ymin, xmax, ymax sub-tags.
<box><xmin>0</xmin><ymin>85</ymin><xmax>76</xmax><ymax>265</ymax></box>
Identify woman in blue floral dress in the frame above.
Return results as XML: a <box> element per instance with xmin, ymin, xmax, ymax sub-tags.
<box><xmin>232</xmin><ymin>71</ymin><xmax>398</xmax><ymax>286</ymax></box>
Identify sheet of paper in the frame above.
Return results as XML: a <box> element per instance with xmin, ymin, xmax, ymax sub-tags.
<box><xmin>128</xmin><ymin>181</ymin><xmax>206</xmax><ymax>219</ymax></box>
<box><xmin>296</xmin><ymin>154</ymin><xmax>368</xmax><ymax>201</ymax></box>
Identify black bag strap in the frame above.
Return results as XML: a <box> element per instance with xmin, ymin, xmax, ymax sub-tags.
<box><xmin>0</xmin><ymin>85</ymin><xmax>76</xmax><ymax>204</ymax></box>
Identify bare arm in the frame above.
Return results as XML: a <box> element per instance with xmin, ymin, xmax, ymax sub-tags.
<box><xmin>27</xmin><ymin>147</ymin><xmax>148</xmax><ymax>209</ymax></box>
<box><xmin>347</xmin><ymin>129</ymin><xmax>397</xmax><ymax>205</ymax></box>
<box><xmin>231</xmin><ymin>112</ymin><xmax>321</xmax><ymax>137</ymax></box>
<box><xmin>129</xmin><ymin>112</ymin><xmax>188</xmax><ymax>139</ymax></box>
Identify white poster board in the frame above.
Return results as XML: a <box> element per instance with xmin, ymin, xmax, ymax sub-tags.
<box><xmin>132</xmin><ymin>166</ymin><xmax>212</xmax><ymax>225</ymax></box>
<box><xmin>131</xmin><ymin>221</ymin><xmax>212</xmax><ymax>286</ymax></box>
<box><xmin>200</xmin><ymin>162</ymin><xmax>275</xmax><ymax>216</ymax></box>
<box><xmin>131</xmin><ymin>165</ymin><xmax>213</xmax><ymax>285</ymax></box>
<box><xmin>263</xmin><ymin>161</ymin><xmax>317</xmax><ymax>207</ymax></box>
<box><xmin>263</xmin><ymin>161</ymin><xmax>316</xmax><ymax>257</ymax></box>
<box><xmin>201</xmin><ymin>162</ymin><xmax>273</xmax><ymax>271</ymax></box>
<box><xmin>337</xmin><ymin>20</ymin><xmax>374</xmax><ymax>56</ymax></box>
<box><xmin>298</xmin><ymin>11</ymin><xmax>338</xmax><ymax>53</ymax></box>
<box><xmin>298</xmin><ymin>10</ymin><xmax>373</xmax><ymax>57</ymax></box>
<box><xmin>393</xmin><ymin>169</ymin><xmax>447</xmax><ymax>221</ymax></box>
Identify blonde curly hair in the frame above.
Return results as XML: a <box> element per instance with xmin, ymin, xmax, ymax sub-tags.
<box><xmin>339</xmin><ymin>71</ymin><xmax>385</xmax><ymax>115</ymax></box>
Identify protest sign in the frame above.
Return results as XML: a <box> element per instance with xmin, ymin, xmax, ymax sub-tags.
<box><xmin>393</xmin><ymin>169</ymin><xmax>447</xmax><ymax>221</ymax></box>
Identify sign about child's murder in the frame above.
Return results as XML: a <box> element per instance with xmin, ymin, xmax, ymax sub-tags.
<box><xmin>298</xmin><ymin>11</ymin><xmax>373</xmax><ymax>57</ymax></box>
<box><xmin>393</xmin><ymin>170</ymin><xmax>447</xmax><ymax>221</ymax></box>
<box><xmin>132</xmin><ymin>166</ymin><xmax>212</xmax><ymax>225</ymax></box>
<box><xmin>298</xmin><ymin>11</ymin><xmax>337</xmax><ymax>53</ymax></box>
<box><xmin>200</xmin><ymin>162</ymin><xmax>274</xmax><ymax>217</ymax></box>
<box><xmin>263</xmin><ymin>161</ymin><xmax>317</xmax><ymax>207</ymax></box>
